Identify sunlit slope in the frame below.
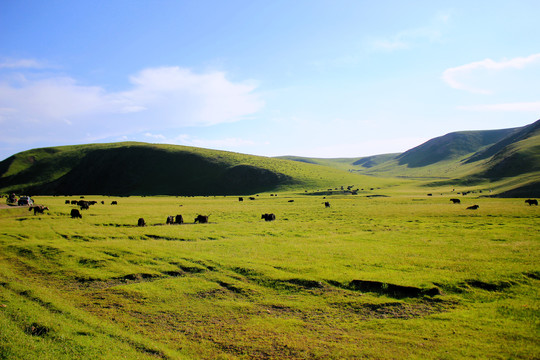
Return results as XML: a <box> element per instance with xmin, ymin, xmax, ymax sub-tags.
<box><xmin>0</xmin><ymin>142</ymin><xmax>394</xmax><ymax>195</ymax></box>
<box><xmin>283</xmin><ymin>120</ymin><xmax>540</xmax><ymax>196</ymax></box>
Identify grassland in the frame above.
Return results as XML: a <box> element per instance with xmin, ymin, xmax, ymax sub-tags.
<box><xmin>0</xmin><ymin>189</ymin><xmax>538</xmax><ymax>359</ymax></box>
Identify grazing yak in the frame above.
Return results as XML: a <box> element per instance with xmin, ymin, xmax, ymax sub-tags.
<box><xmin>166</xmin><ymin>216</ymin><xmax>175</xmax><ymax>224</ymax></box>
<box><xmin>194</xmin><ymin>215</ymin><xmax>209</xmax><ymax>224</ymax></box>
<box><xmin>288</xmin><ymin>200</ymin><xmax>294</xmax><ymax>203</ymax></box>
<box><xmin>525</xmin><ymin>199</ymin><xmax>538</xmax><ymax>206</ymax></box>
<box><xmin>261</xmin><ymin>213</ymin><xmax>276</xmax><ymax>221</ymax></box>
<box><xmin>111</xmin><ymin>201</ymin><xmax>118</xmax><ymax>205</ymax></box>
<box><xmin>79</xmin><ymin>201</ymin><xmax>90</xmax><ymax>210</ymax></box>
<box><xmin>65</xmin><ymin>200</ymin><xmax>70</xmax><ymax>204</ymax></box>
<box><xmin>238</xmin><ymin>197</ymin><xmax>243</xmax><ymax>202</ymax></box>
<box><xmin>137</xmin><ymin>218</ymin><xmax>146</xmax><ymax>227</ymax></box>
<box><xmin>467</xmin><ymin>205</ymin><xmax>479</xmax><ymax>210</ymax></box>
<box><xmin>450</xmin><ymin>198</ymin><xmax>461</xmax><ymax>204</ymax></box>
<box><xmin>29</xmin><ymin>205</ymin><xmax>49</xmax><ymax>215</ymax></box>
<box><xmin>324</xmin><ymin>201</ymin><xmax>331</xmax><ymax>208</ymax></box>
<box><xmin>175</xmin><ymin>215</ymin><xmax>183</xmax><ymax>224</ymax></box>
<box><xmin>70</xmin><ymin>209</ymin><xmax>82</xmax><ymax>218</ymax></box>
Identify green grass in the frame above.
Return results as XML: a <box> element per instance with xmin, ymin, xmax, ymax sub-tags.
<box><xmin>1</xmin><ymin>192</ymin><xmax>538</xmax><ymax>359</ymax></box>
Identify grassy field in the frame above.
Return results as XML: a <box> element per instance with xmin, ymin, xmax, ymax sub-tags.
<box><xmin>0</xmin><ymin>191</ymin><xmax>538</xmax><ymax>359</ymax></box>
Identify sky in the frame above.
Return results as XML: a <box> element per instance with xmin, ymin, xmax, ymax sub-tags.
<box><xmin>1</xmin><ymin>0</ymin><xmax>539</xmax><ymax>161</ymax></box>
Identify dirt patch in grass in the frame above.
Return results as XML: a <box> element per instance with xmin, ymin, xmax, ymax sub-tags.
<box><xmin>329</xmin><ymin>279</ymin><xmax>442</xmax><ymax>299</ymax></box>
<box><xmin>335</xmin><ymin>300</ymin><xmax>453</xmax><ymax>320</ymax></box>
<box><xmin>464</xmin><ymin>279</ymin><xmax>515</xmax><ymax>291</ymax></box>
<box><xmin>24</xmin><ymin>322</ymin><xmax>51</xmax><ymax>337</ymax></box>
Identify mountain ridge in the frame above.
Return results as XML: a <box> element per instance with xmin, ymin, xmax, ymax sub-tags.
<box><xmin>1</xmin><ymin>120</ymin><xmax>539</xmax><ymax>197</ymax></box>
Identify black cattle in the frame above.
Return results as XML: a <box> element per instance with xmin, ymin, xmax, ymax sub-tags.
<box><xmin>249</xmin><ymin>197</ymin><xmax>256</xmax><ymax>200</ymax></box>
<box><xmin>238</xmin><ymin>197</ymin><xmax>243</xmax><ymax>202</ymax></box>
<box><xmin>70</xmin><ymin>209</ymin><xmax>82</xmax><ymax>218</ymax></box>
<box><xmin>427</xmin><ymin>193</ymin><xmax>433</xmax><ymax>196</ymax></box>
<box><xmin>288</xmin><ymin>200</ymin><xmax>294</xmax><ymax>203</ymax></box>
<box><xmin>467</xmin><ymin>205</ymin><xmax>479</xmax><ymax>210</ymax></box>
<box><xmin>65</xmin><ymin>200</ymin><xmax>70</xmax><ymax>204</ymax></box>
<box><xmin>525</xmin><ymin>199</ymin><xmax>538</xmax><ymax>206</ymax></box>
<box><xmin>79</xmin><ymin>201</ymin><xmax>90</xmax><ymax>210</ymax></box>
<box><xmin>261</xmin><ymin>213</ymin><xmax>276</xmax><ymax>221</ymax></box>
<box><xmin>166</xmin><ymin>216</ymin><xmax>175</xmax><ymax>224</ymax></box>
<box><xmin>29</xmin><ymin>205</ymin><xmax>49</xmax><ymax>215</ymax></box>
<box><xmin>111</xmin><ymin>201</ymin><xmax>118</xmax><ymax>205</ymax></box>
<box><xmin>450</xmin><ymin>198</ymin><xmax>461</xmax><ymax>204</ymax></box>
<box><xmin>101</xmin><ymin>201</ymin><xmax>105</xmax><ymax>205</ymax></box>
<box><xmin>137</xmin><ymin>218</ymin><xmax>146</xmax><ymax>227</ymax></box>
<box><xmin>194</xmin><ymin>215</ymin><xmax>209</xmax><ymax>224</ymax></box>
<box><xmin>175</xmin><ymin>215</ymin><xmax>184</xmax><ymax>224</ymax></box>
<box><xmin>324</xmin><ymin>202</ymin><xmax>331</xmax><ymax>208</ymax></box>
<box><xmin>71</xmin><ymin>200</ymin><xmax>78</xmax><ymax>205</ymax></box>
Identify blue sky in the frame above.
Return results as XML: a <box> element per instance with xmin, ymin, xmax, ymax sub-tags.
<box><xmin>1</xmin><ymin>0</ymin><xmax>539</xmax><ymax>161</ymax></box>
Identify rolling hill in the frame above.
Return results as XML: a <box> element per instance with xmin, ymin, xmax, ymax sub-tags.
<box><xmin>0</xmin><ymin>142</ymin><xmax>383</xmax><ymax>196</ymax></box>
<box><xmin>283</xmin><ymin>119</ymin><xmax>540</xmax><ymax>197</ymax></box>
<box><xmin>1</xmin><ymin>120</ymin><xmax>539</xmax><ymax>197</ymax></box>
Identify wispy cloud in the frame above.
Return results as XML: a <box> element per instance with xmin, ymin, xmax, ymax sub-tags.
<box><xmin>0</xmin><ymin>65</ymin><xmax>264</xmax><ymax>144</ymax></box>
<box><xmin>0</xmin><ymin>58</ymin><xmax>46</xmax><ymax>69</ymax></box>
<box><xmin>369</xmin><ymin>12</ymin><xmax>450</xmax><ymax>52</ymax></box>
<box><xmin>142</xmin><ymin>132</ymin><xmax>256</xmax><ymax>149</ymax></box>
<box><xmin>458</xmin><ymin>101</ymin><xmax>540</xmax><ymax>112</ymax></box>
<box><xmin>442</xmin><ymin>53</ymin><xmax>540</xmax><ymax>94</ymax></box>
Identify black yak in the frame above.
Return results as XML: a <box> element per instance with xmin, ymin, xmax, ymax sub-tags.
<box><xmin>525</xmin><ymin>199</ymin><xmax>538</xmax><ymax>206</ymax></box>
<box><xmin>70</xmin><ymin>209</ymin><xmax>82</xmax><ymax>218</ymax></box>
<box><xmin>450</xmin><ymin>198</ymin><xmax>461</xmax><ymax>204</ymax></box>
<box><xmin>467</xmin><ymin>205</ymin><xmax>479</xmax><ymax>210</ymax></box>
<box><xmin>261</xmin><ymin>213</ymin><xmax>276</xmax><ymax>221</ymax></box>
<box><xmin>29</xmin><ymin>205</ymin><xmax>49</xmax><ymax>215</ymax></box>
<box><xmin>137</xmin><ymin>218</ymin><xmax>146</xmax><ymax>227</ymax></box>
<box><xmin>194</xmin><ymin>215</ymin><xmax>209</xmax><ymax>223</ymax></box>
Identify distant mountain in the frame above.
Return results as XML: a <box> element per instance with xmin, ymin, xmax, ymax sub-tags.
<box><xmin>283</xmin><ymin>119</ymin><xmax>540</xmax><ymax>197</ymax></box>
<box><xmin>352</xmin><ymin>154</ymin><xmax>399</xmax><ymax>168</ymax></box>
<box><xmin>474</xmin><ymin>120</ymin><xmax>540</xmax><ymax>196</ymax></box>
<box><xmin>395</xmin><ymin>128</ymin><xmax>517</xmax><ymax>168</ymax></box>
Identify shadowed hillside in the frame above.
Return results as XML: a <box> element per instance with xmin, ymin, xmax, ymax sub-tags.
<box><xmin>0</xmin><ymin>142</ymin><xmax>375</xmax><ymax>196</ymax></box>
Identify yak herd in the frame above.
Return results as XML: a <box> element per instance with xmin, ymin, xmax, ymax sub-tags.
<box><xmin>11</xmin><ymin>195</ymin><xmax>539</xmax><ymax>228</ymax></box>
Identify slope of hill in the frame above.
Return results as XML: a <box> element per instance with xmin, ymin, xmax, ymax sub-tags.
<box><xmin>0</xmin><ymin>142</ymin><xmax>383</xmax><ymax>196</ymax></box>
<box><xmin>281</xmin><ymin>120</ymin><xmax>540</xmax><ymax>196</ymax></box>
<box><xmin>395</xmin><ymin>128</ymin><xmax>517</xmax><ymax>168</ymax></box>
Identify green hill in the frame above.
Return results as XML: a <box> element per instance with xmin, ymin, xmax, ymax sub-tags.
<box><xmin>282</xmin><ymin>119</ymin><xmax>540</xmax><ymax>197</ymax></box>
<box><xmin>0</xmin><ymin>142</ymin><xmax>383</xmax><ymax>196</ymax></box>
<box><xmin>1</xmin><ymin>120</ymin><xmax>539</xmax><ymax>197</ymax></box>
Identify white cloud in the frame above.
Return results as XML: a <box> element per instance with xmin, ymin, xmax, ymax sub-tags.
<box><xmin>145</xmin><ymin>133</ymin><xmax>256</xmax><ymax>149</ymax></box>
<box><xmin>118</xmin><ymin>67</ymin><xmax>264</xmax><ymax>126</ymax></box>
<box><xmin>369</xmin><ymin>12</ymin><xmax>449</xmax><ymax>52</ymax></box>
<box><xmin>442</xmin><ymin>53</ymin><xmax>540</xmax><ymax>94</ymax></box>
<box><xmin>144</xmin><ymin>132</ymin><xmax>167</xmax><ymax>140</ymax></box>
<box><xmin>458</xmin><ymin>101</ymin><xmax>540</xmax><ymax>112</ymax></box>
<box><xmin>0</xmin><ymin>58</ymin><xmax>45</xmax><ymax>69</ymax></box>
<box><xmin>0</xmin><ymin>65</ymin><xmax>264</xmax><ymax>144</ymax></box>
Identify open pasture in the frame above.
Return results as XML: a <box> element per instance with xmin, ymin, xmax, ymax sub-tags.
<box><xmin>0</xmin><ymin>193</ymin><xmax>539</xmax><ymax>359</ymax></box>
